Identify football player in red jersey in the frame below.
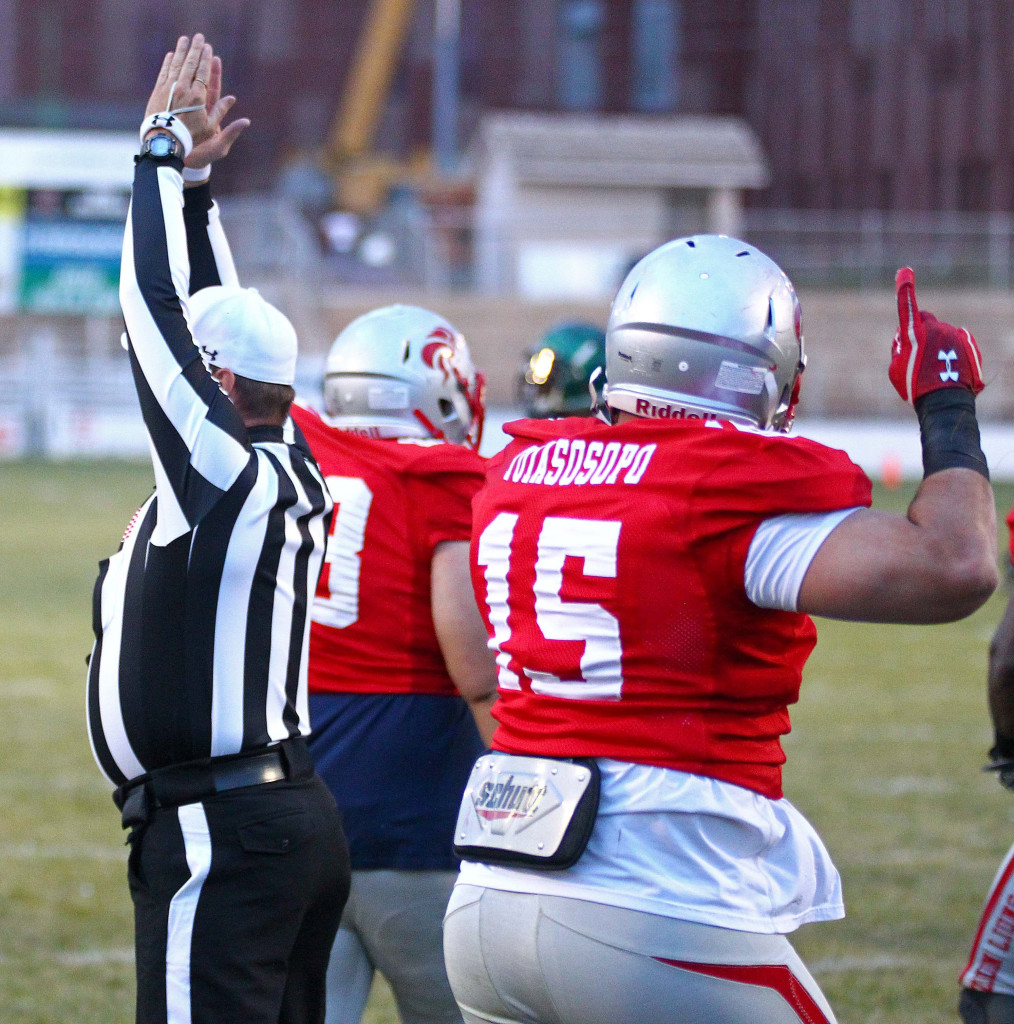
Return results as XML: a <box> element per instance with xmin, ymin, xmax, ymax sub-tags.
<box><xmin>290</xmin><ymin>305</ymin><xmax>498</xmax><ymax>1024</ymax></box>
<box><xmin>443</xmin><ymin>236</ymin><xmax>997</xmax><ymax>1024</ymax></box>
<box><xmin>959</xmin><ymin>509</ymin><xmax>1014</xmax><ymax>1024</ymax></box>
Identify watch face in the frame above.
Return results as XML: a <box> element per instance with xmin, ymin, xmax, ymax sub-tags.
<box><xmin>149</xmin><ymin>135</ymin><xmax>174</xmax><ymax>158</ymax></box>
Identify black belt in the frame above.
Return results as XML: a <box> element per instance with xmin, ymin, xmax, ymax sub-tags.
<box><xmin>113</xmin><ymin>737</ymin><xmax>313</xmax><ymax>824</ymax></box>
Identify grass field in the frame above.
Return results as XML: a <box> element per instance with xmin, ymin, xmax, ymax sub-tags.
<box><xmin>1</xmin><ymin>459</ymin><xmax>1012</xmax><ymax>1024</ymax></box>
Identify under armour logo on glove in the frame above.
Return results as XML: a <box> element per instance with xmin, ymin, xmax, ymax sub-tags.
<box><xmin>938</xmin><ymin>350</ymin><xmax>959</xmax><ymax>383</ymax></box>
<box><xmin>888</xmin><ymin>266</ymin><xmax>984</xmax><ymax>404</ymax></box>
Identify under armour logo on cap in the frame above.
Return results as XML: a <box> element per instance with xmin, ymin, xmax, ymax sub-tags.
<box><xmin>188</xmin><ymin>285</ymin><xmax>298</xmax><ymax>386</ymax></box>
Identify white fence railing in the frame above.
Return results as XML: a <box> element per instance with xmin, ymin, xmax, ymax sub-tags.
<box><xmin>214</xmin><ymin>200</ymin><xmax>1014</xmax><ymax>293</ymax></box>
<box><xmin>742</xmin><ymin>209</ymin><xmax>1014</xmax><ymax>289</ymax></box>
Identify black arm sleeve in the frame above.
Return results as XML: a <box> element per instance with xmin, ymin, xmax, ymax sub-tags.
<box><xmin>183</xmin><ymin>183</ymin><xmax>223</xmax><ymax>294</ymax></box>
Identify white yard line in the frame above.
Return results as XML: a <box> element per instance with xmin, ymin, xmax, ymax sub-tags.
<box><xmin>8</xmin><ymin>949</ymin><xmax>932</xmax><ymax>973</ymax></box>
<box><xmin>0</xmin><ymin>948</ymin><xmax>134</xmax><ymax>967</ymax></box>
<box><xmin>810</xmin><ymin>953</ymin><xmax>925</xmax><ymax>974</ymax></box>
<box><xmin>0</xmin><ymin>841</ymin><xmax>123</xmax><ymax>862</ymax></box>
<box><xmin>842</xmin><ymin>849</ymin><xmax>1005</xmax><ymax>868</ymax></box>
<box><xmin>54</xmin><ymin>948</ymin><xmax>134</xmax><ymax>967</ymax></box>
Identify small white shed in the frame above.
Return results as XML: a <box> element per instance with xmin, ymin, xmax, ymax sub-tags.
<box><xmin>471</xmin><ymin>112</ymin><xmax>769</xmax><ymax>298</ymax></box>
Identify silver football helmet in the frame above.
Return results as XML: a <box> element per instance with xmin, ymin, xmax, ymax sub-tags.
<box><xmin>604</xmin><ymin>235</ymin><xmax>806</xmax><ymax>431</ymax></box>
<box><xmin>322</xmin><ymin>305</ymin><xmax>485</xmax><ymax>448</ymax></box>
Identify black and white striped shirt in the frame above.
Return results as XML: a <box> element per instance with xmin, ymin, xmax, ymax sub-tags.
<box><xmin>87</xmin><ymin>156</ymin><xmax>333</xmax><ymax>787</ymax></box>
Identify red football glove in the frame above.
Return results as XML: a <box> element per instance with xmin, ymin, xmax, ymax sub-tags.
<box><xmin>889</xmin><ymin>267</ymin><xmax>984</xmax><ymax>404</ymax></box>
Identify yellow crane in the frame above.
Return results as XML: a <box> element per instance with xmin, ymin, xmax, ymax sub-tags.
<box><xmin>324</xmin><ymin>0</ymin><xmax>423</xmax><ymax>214</ymax></box>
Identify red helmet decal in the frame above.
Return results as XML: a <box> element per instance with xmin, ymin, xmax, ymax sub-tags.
<box><xmin>427</xmin><ymin>326</ymin><xmax>455</xmax><ymax>344</ymax></box>
<box><xmin>422</xmin><ymin>327</ymin><xmax>455</xmax><ymax>381</ymax></box>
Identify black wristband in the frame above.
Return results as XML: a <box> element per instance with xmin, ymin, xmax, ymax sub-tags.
<box><xmin>914</xmin><ymin>388</ymin><xmax>988</xmax><ymax>480</ymax></box>
<box><xmin>182</xmin><ymin>182</ymin><xmax>213</xmax><ymax>222</ymax></box>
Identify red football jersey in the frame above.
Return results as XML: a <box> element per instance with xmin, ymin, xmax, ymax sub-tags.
<box><xmin>292</xmin><ymin>404</ymin><xmax>486</xmax><ymax>695</ymax></box>
<box><xmin>470</xmin><ymin>415</ymin><xmax>872</xmax><ymax>799</ymax></box>
<box><xmin>1006</xmin><ymin>507</ymin><xmax>1014</xmax><ymax>565</ymax></box>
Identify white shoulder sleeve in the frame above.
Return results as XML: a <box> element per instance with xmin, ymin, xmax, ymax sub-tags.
<box><xmin>745</xmin><ymin>507</ymin><xmax>864</xmax><ymax>611</ymax></box>
<box><xmin>207</xmin><ymin>201</ymin><xmax>240</xmax><ymax>286</ymax></box>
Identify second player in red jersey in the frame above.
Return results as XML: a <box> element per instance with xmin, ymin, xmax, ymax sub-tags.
<box><xmin>294</xmin><ymin>305</ymin><xmax>497</xmax><ymax>1024</ymax></box>
<box><xmin>295</xmin><ymin>404</ymin><xmax>486</xmax><ymax>696</ymax></box>
<box><xmin>960</xmin><ymin>507</ymin><xmax>1014</xmax><ymax>1023</ymax></box>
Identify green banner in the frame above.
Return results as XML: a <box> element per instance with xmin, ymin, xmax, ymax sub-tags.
<box><xmin>18</xmin><ymin>190</ymin><xmax>124</xmax><ymax>315</ymax></box>
<box><xmin>19</xmin><ymin>260</ymin><xmax>120</xmax><ymax>315</ymax></box>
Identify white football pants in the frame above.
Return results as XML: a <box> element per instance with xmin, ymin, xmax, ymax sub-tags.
<box><xmin>325</xmin><ymin>869</ymin><xmax>462</xmax><ymax>1024</ymax></box>
<box><xmin>443</xmin><ymin>885</ymin><xmax>837</xmax><ymax>1024</ymax></box>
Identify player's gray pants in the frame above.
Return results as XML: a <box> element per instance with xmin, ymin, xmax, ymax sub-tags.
<box><xmin>443</xmin><ymin>885</ymin><xmax>837</xmax><ymax>1024</ymax></box>
<box><xmin>324</xmin><ymin>869</ymin><xmax>463</xmax><ymax>1024</ymax></box>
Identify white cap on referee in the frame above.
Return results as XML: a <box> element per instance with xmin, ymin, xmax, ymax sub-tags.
<box><xmin>188</xmin><ymin>285</ymin><xmax>298</xmax><ymax>386</ymax></box>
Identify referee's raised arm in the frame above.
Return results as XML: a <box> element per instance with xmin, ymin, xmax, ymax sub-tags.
<box><xmin>120</xmin><ymin>36</ymin><xmax>249</xmax><ymax>538</ymax></box>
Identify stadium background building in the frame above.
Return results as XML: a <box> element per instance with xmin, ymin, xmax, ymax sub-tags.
<box><xmin>1</xmin><ymin>0</ymin><xmax>1011</xmax><ymax>210</ymax></box>
<box><xmin>3</xmin><ymin>0</ymin><xmax>1014</xmax><ymax>455</ymax></box>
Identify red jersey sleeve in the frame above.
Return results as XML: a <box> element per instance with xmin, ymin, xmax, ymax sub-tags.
<box><xmin>1006</xmin><ymin>507</ymin><xmax>1014</xmax><ymax>566</ymax></box>
<box><xmin>402</xmin><ymin>443</ymin><xmax>487</xmax><ymax>552</ymax></box>
<box><xmin>703</xmin><ymin>431</ymin><xmax>873</xmax><ymax>518</ymax></box>
<box><xmin>682</xmin><ymin>430</ymin><xmax>872</xmax><ymax>609</ymax></box>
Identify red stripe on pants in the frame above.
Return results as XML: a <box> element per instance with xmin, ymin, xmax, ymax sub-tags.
<box><xmin>653</xmin><ymin>958</ymin><xmax>831</xmax><ymax>1024</ymax></box>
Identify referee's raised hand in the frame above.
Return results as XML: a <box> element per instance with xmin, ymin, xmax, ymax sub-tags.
<box><xmin>185</xmin><ymin>54</ymin><xmax>250</xmax><ymax>171</ymax></box>
<box><xmin>144</xmin><ymin>34</ymin><xmax>215</xmax><ymax>151</ymax></box>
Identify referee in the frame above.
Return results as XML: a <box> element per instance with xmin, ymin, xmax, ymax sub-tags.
<box><xmin>86</xmin><ymin>36</ymin><xmax>349</xmax><ymax>1024</ymax></box>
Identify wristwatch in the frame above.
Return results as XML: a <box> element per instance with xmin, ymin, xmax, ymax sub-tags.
<box><xmin>140</xmin><ymin>131</ymin><xmax>184</xmax><ymax>162</ymax></box>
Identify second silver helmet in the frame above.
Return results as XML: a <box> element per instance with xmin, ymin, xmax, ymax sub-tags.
<box><xmin>604</xmin><ymin>235</ymin><xmax>805</xmax><ymax>431</ymax></box>
<box><xmin>323</xmin><ymin>305</ymin><xmax>485</xmax><ymax>448</ymax></box>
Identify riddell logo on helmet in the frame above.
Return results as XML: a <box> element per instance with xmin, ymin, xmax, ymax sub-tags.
<box><xmin>338</xmin><ymin>425</ymin><xmax>383</xmax><ymax>439</ymax></box>
<box><xmin>635</xmin><ymin>399</ymin><xmax>717</xmax><ymax>421</ymax></box>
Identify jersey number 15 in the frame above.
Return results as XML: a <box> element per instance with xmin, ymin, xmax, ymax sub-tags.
<box><xmin>477</xmin><ymin>512</ymin><xmax>624</xmax><ymax>701</ymax></box>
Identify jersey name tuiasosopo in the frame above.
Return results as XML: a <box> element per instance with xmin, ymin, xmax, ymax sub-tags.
<box><xmin>502</xmin><ymin>439</ymin><xmax>656</xmax><ymax>488</ymax></box>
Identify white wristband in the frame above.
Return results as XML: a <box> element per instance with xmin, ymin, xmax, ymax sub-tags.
<box><xmin>139</xmin><ymin>113</ymin><xmax>194</xmax><ymax>158</ymax></box>
<box><xmin>183</xmin><ymin>165</ymin><xmax>212</xmax><ymax>184</ymax></box>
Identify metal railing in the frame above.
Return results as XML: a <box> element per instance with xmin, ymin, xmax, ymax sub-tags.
<box><xmin>742</xmin><ymin>209</ymin><xmax>1014</xmax><ymax>289</ymax></box>
<box><xmin>213</xmin><ymin>200</ymin><xmax>1014</xmax><ymax>293</ymax></box>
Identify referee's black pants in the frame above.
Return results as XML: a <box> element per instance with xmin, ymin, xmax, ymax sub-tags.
<box><xmin>127</xmin><ymin>773</ymin><xmax>350</xmax><ymax>1024</ymax></box>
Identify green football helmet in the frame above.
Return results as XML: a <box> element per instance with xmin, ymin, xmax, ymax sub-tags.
<box><xmin>516</xmin><ymin>321</ymin><xmax>606</xmax><ymax>417</ymax></box>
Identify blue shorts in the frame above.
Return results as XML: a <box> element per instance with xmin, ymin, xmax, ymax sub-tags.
<box><xmin>308</xmin><ymin>691</ymin><xmax>484</xmax><ymax>870</ymax></box>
